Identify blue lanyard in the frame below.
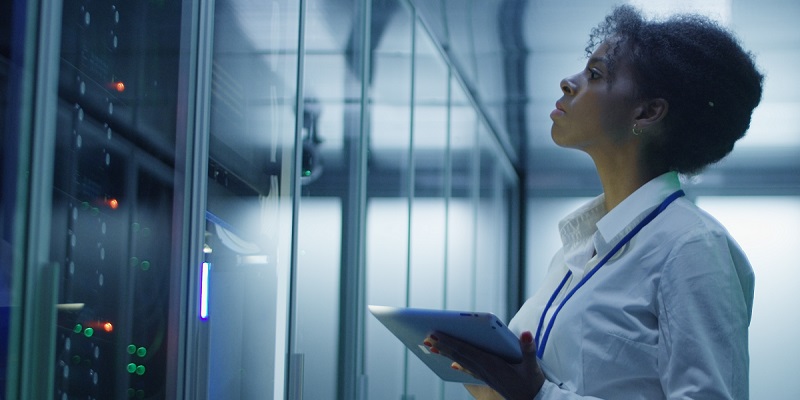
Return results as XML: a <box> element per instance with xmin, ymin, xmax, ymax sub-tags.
<box><xmin>534</xmin><ymin>190</ymin><xmax>685</xmax><ymax>359</ymax></box>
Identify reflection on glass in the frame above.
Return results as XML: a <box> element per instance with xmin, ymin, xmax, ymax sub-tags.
<box><xmin>446</xmin><ymin>76</ymin><xmax>478</xmax><ymax>313</ymax></box>
<box><xmin>405</xmin><ymin>18</ymin><xmax>450</xmax><ymax>400</ymax></box>
<box><xmin>295</xmin><ymin>198</ymin><xmax>342</xmax><ymax>398</ymax></box>
<box><xmin>293</xmin><ymin>0</ymin><xmax>367</xmax><ymax>397</ymax></box>
<box><xmin>365</xmin><ymin>2</ymin><xmax>413</xmax><ymax>399</ymax></box>
<box><xmin>204</xmin><ymin>1</ymin><xmax>300</xmax><ymax>398</ymax></box>
<box><xmin>408</xmin><ymin>22</ymin><xmax>448</xmax><ymax>309</ymax></box>
<box><xmin>50</xmin><ymin>0</ymin><xmax>183</xmax><ymax>398</ymax></box>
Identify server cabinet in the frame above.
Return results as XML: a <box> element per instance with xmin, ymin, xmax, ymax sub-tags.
<box><xmin>3</xmin><ymin>0</ymin><xmax>305</xmax><ymax>397</ymax></box>
<box><xmin>51</xmin><ymin>0</ymin><xmax>184</xmax><ymax>398</ymax></box>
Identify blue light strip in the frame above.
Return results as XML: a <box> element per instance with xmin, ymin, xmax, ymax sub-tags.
<box><xmin>200</xmin><ymin>262</ymin><xmax>210</xmax><ymax>320</ymax></box>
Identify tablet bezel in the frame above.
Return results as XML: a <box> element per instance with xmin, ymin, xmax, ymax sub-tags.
<box><xmin>368</xmin><ymin>305</ymin><xmax>522</xmax><ymax>385</ymax></box>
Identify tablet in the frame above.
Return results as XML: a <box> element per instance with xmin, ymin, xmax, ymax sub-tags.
<box><xmin>368</xmin><ymin>305</ymin><xmax>522</xmax><ymax>385</ymax></box>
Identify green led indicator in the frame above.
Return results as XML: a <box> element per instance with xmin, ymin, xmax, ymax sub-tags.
<box><xmin>129</xmin><ymin>257</ymin><xmax>139</xmax><ymax>267</ymax></box>
<box><xmin>136</xmin><ymin>347</ymin><xmax>147</xmax><ymax>357</ymax></box>
<box><xmin>126</xmin><ymin>363</ymin><xmax>136</xmax><ymax>373</ymax></box>
<box><xmin>136</xmin><ymin>389</ymin><xmax>145</xmax><ymax>399</ymax></box>
<box><xmin>127</xmin><ymin>344</ymin><xmax>137</xmax><ymax>354</ymax></box>
<box><xmin>303</xmin><ymin>170</ymin><xmax>311</xmax><ymax>177</ymax></box>
<box><xmin>83</xmin><ymin>327</ymin><xmax>94</xmax><ymax>337</ymax></box>
<box><xmin>135</xmin><ymin>365</ymin><xmax>146</xmax><ymax>375</ymax></box>
<box><xmin>140</xmin><ymin>260</ymin><xmax>150</xmax><ymax>271</ymax></box>
<box><xmin>127</xmin><ymin>388</ymin><xmax>135</xmax><ymax>398</ymax></box>
<box><xmin>71</xmin><ymin>355</ymin><xmax>81</xmax><ymax>364</ymax></box>
<box><xmin>73</xmin><ymin>324</ymin><xmax>82</xmax><ymax>334</ymax></box>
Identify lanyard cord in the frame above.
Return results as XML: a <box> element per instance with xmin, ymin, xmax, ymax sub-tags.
<box><xmin>534</xmin><ymin>190</ymin><xmax>685</xmax><ymax>359</ymax></box>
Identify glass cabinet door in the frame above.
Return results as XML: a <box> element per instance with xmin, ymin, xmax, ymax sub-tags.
<box><xmin>49</xmin><ymin>0</ymin><xmax>186</xmax><ymax>398</ymax></box>
<box><xmin>364</xmin><ymin>1</ymin><xmax>414</xmax><ymax>399</ymax></box>
<box><xmin>405</xmin><ymin>18</ymin><xmax>450</xmax><ymax>400</ymax></box>
<box><xmin>292</xmin><ymin>0</ymin><xmax>366</xmax><ymax>397</ymax></box>
<box><xmin>202</xmin><ymin>1</ymin><xmax>301</xmax><ymax>399</ymax></box>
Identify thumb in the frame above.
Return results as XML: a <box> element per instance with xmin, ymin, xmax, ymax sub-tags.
<box><xmin>519</xmin><ymin>331</ymin><xmax>536</xmax><ymax>353</ymax></box>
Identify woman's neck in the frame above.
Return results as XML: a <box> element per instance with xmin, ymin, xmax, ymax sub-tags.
<box><xmin>592</xmin><ymin>153</ymin><xmax>655</xmax><ymax>212</ymax></box>
<box><xmin>599</xmin><ymin>172</ymin><xmax>649</xmax><ymax>212</ymax></box>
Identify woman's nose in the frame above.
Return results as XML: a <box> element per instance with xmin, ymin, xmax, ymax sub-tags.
<box><xmin>560</xmin><ymin>77</ymin><xmax>576</xmax><ymax>95</ymax></box>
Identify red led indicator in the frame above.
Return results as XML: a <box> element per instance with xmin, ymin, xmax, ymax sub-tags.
<box><xmin>108</xmin><ymin>198</ymin><xmax>119</xmax><ymax>209</ymax></box>
<box><xmin>85</xmin><ymin>320</ymin><xmax>114</xmax><ymax>333</ymax></box>
<box><xmin>106</xmin><ymin>81</ymin><xmax>126</xmax><ymax>92</ymax></box>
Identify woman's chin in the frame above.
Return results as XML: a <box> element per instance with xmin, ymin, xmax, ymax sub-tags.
<box><xmin>550</xmin><ymin>128</ymin><xmax>571</xmax><ymax>148</ymax></box>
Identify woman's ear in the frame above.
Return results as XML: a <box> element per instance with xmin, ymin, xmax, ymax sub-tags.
<box><xmin>635</xmin><ymin>98</ymin><xmax>669</xmax><ymax>130</ymax></box>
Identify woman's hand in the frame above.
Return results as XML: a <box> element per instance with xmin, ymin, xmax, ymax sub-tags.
<box><xmin>463</xmin><ymin>382</ymin><xmax>506</xmax><ymax>400</ymax></box>
<box><xmin>423</xmin><ymin>330</ymin><xmax>545</xmax><ymax>400</ymax></box>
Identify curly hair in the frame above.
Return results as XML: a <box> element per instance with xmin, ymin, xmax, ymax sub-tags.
<box><xmin>586</xmin><ymin>5</ymin><xmax>764</xmax><ymax>175</ymax></box>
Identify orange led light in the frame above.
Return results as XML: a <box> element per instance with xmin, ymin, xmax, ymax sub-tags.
<box><xmin>106</xmin><ymin>81</ymin><xmax>126</xmax><ymax>92</ymax></box>
<box><xmin>94</xmin><ymin>198</ymin><xmax>119</xmax><ymax>210</ymax></box>
<box><xmin>85</xmin><ymin>320</ymin><xmax>114</xmax><ymax>333</ymax></box>
<box><xmin>108</xmin><ymin>198</ymin><xmax>119</xmax><ymax>209</ymax></box>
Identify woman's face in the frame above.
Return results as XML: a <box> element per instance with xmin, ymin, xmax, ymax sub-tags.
<box><xmin>550</xmin><ymin>40</ymin><xmax>641</xmax><ymax>154</ymax></box>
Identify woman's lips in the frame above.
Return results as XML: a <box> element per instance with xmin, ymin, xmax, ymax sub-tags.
<box><xmin>551</xmin><ymin>102</ymin><xmax>565</xmax><ymax>118</ymax></box>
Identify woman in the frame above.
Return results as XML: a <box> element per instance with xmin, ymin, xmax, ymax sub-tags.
<box><xmin>425</xmin><ymin>5</ymin><xmax>763</xmax><ymax>399</ymax></box>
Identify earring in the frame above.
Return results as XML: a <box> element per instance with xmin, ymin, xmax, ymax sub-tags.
<box><xmin>632</xmin><ymin>123</ymin><xmax>643</xmax><ymax>136</ymax></box>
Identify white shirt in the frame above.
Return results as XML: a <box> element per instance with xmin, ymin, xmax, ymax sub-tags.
<box><xmin>510</xmin><ymin>172</ymin><xmax>754</xmax><ymax>399</ymax></box>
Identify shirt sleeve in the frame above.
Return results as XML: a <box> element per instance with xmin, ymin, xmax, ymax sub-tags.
<box><xmin>656</xmin><ymin>229</ymin><xmax>754</xmax><ymax>399</ymax></box>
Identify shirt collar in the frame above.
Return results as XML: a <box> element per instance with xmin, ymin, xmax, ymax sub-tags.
<box><xmin>557</xmin><ymin>194</ymin><xmax>606</xmax><ymax>274</ymax></box>
<box><xmin>594</xmin><ymin>171</ymin><xmax>682</xmax><ymax>247</ymax></box>
<box><xmin>558</xmin><ymin>195</ymin><xmax>605</xmax><ymax>246</ymax></box>
<box><xmin>556</xmin><ymin>172</ymin><xmax>683</xmax><ymax>274</ymax></box>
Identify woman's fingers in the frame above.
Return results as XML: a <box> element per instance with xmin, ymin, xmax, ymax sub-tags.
<box><xmin>425</xmin><ymin>332</ymin><xmax>478</xmax><ymax>366</ymax></box>
<box><xmin>426</xmin><ymin>338</ymin><xmax>482</xmax><ymax>379</ymax></box>
<box><xmin>424</xmin><ymin>332</ymin><xmax>497</xmax><ymax>382</ymax></box>
<box><xmin>464</xmin><ymin>383</ymin><xmax>506</xmax><ymax>400</ymax></box>
<box><xmin>423</xmin><ymin>331</ymin><xmax>545</xmax><ymax>400</ymax></box>
<box><xmin>450</xmin><ymin>361</ymin><xmax>479</xmax><ymax>379</ymax></box>
<box><xmin>520</xmin><ymin>330</ymin><xmax>535</xmax><ymax>353</ymax></box>
<box><xmin>422</xmin><ymin>336</ymin><xmax>441</xmax><ymax>354</ymax></box>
